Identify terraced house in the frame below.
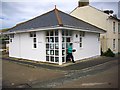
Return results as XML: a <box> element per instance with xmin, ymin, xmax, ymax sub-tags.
<box><xmin>4</xmin><ymin>7</ymin><xmax>105</xmax><ymax>65</ymax></box>
<box><xmin>70</xmin><ymin>0</ymin><xmax>120</xmax><ymax>54</ymax></box>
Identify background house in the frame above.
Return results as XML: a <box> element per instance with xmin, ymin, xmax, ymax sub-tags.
<box><xmin>70</xmin><ymin>0</ymin><xmax>120</xmax><ymax>54</ymax></box>
<box><xmin>5</xmin><ymin>8</ymin><xmax>105</xmax><ymax>65</ymax></box>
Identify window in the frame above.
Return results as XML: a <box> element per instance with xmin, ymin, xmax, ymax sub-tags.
<box><xmin>79</xmin><ymin>32</ymin><xmax>83</xmax><ymax>48</ymax></box>
<box><xmin>46</xmin><ymin>30</ymin><xmax>59</xmax><ymax>62</ymax></box>
<box><xmin>29</xmin><ymin>32</ymin><xmax>36</xmax><ymax>37</ymax></box>
<box><xmin>33</xmin><ymin>38</ymin><xmax>37</xmax><ymax>48</ymax></box>
<box><xmin>10</xmin><ymin>34</ymin><xmax>14</xmax><ymax>38</ymax></box>
<box><xmin>9</xmin><ymin>34</ymin><xmax>14</xmax><ymax>43</ymax></box>
<box><xmin>118</xmin><ymin>23</ymin><xmax>120</xmax><ymax>33</ymax></box>
<box><xmin>113</xmin><ymin>39</ymin><xmax>115</xmax><ymax>50</ymax></box>
<box><xmin>80</xmin><ymin>37</ymin><xmax>82</xmax><ymax>47</ymax></box>
<box><xmin>34</xmin><ymin>44</ymin><xmax>37</xmax><ymax>48</ymax></box>
<box><xmin>113</xmin><ymin>22</ymin><xmax>115</xmax><ymax>33</ymax></box>
<box><xmin>29</xmin><ymin>32</ymin><xmax>37</xmax><ymax>48</ymax></box>
<box><xmin>80</xmin><ymin>31</ymin><xmax>85</xmax><ymax>37</ymax></box>
<box><xmin>98</xmin><ymin>34</ymin><xmax>100</xmax><ymax>41</ymax></box>
<box><xmin>10</xmin><ymin>39</ymin><xmax>12</xmax><ymax>42</ymax></box>
<box><xmin>33</xmin><ymin>38</ymin><xmax>36</xmax><ymax>42</ymax></box>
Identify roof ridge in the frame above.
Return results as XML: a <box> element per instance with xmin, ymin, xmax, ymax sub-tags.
<box><xmin>54</xmin><ymin>8</ymin><xmax>63</xmax><ymax>26</ymax></box>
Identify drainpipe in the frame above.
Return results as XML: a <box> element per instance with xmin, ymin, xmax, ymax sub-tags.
<box><xmin>58</xmin><ymin>29</ymin><xmax>62</xmax><ymax>65</ymax></box>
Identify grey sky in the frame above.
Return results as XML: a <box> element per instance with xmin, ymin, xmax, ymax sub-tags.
<box><xmin>0</xmin><ymin>0</ymin><xmax>119</xmax><ymax>30</ymax></box>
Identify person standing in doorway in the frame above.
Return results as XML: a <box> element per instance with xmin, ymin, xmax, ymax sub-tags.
<box><xmin>66</xmin><ymin>43</ymin><xmax>75</xmax><ymax>63</ymax></box>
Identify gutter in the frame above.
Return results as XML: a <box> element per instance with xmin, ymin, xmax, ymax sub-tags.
<box><xmin>3</xmin><ymin>25</ymin><xmax>106</xmax><ymax>35</ymax></box>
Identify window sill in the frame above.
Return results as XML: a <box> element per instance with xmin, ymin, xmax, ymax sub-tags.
<box><xmin>79</xmin><ymin>47</ymin><xmax>83</xmax><ymax>50</ymax></box>
<box><xmin>32</xmin><ymin>48</ymin><xmax>37</xmax><ymax>50</ymax></box>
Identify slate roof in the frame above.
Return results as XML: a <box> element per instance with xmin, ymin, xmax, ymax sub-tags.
<box><xmin>7</xmin><ymin>8</ymin><xmax>106</xmax><ymax>33</ymax></box>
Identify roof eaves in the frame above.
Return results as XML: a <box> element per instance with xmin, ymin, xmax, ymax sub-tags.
<box><xmin>109</xmin><ymin>16</ymin><xmax>120</xmax><ymax>21</ymax></box>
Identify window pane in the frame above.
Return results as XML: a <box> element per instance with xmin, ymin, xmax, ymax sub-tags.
<box><xmin>46</xmin><ymin>37</ymin><xmax>49</xmax><ymax>42</ymax></box>
<box><xmin>29</xmin><ymin>32</ymin><xmax>33</xmax><ymax>37</ymax></box>
<box><xmin>55</xmin><ymin>43</ymin><xmax>59</xmax><ymax>49</ymax></box>
<box><xmin>50</xmin><ymin>43</ymin><xmax>54</xmax><ymax>49</ymax></box>
<box><xmin>50</xmin><ymin>37</ymin><xmax>54</xmax><ymax>42</ymax></box>
<box><xmin>113</xmin><ymin>22</ymin><xmax>115</xmax><ymax>32</ymax></box>
<box><xmin>62</xmin><ymin>43</ymin><xmax>65</xmax><ymax>49</ymax></box>
<box><xmin>66</xmin><ymin>43</ymin><xmax>69</xmax><ymax>48</ymax></box>
<box><xmin>46</xmin><ymin>50</ymin><xmax>50</xmax><ymax>55</ymax></box>
<box><xmin>69</xmin><ymin>31</ymin><xmax>72</xmax><ymax>36</ymax></box>
<box><xmin>50</xmin><ymin>50</ymin><xmax>54</xmax><ymax>55</ymax></box>
<box><xmin>10</xmin><ymin>39</ymin><xmax>12</xmax><ymax>42</ymax></box>
<box><xmin>55</xmin><ymin>50</ymin><xmax>59</xmax><ymax>55</ymax></box>
<box><xmin>62</xmin><ymin>57</ymin><xmax>65</xmax><ymax>62</ymax></box>
<box><xmin>66</xmin><ymin>30</ymin><xmax>68</xmax><ymax>36</ymax></box>
<box><xmin>55</xmin><ymin>30</ymin><xmax>58</xmax><ymax>36</ymax></box>
<box><xmin>66</xmin><ymin>37</ymin><xmax>70</xmax><ymax>42</ymax></box>
<box><xmin>50</xmin><ymin>56</ymin><xmax>54</xmax><ymax>62</ymax></box>
<box><xmin>118</xmin><ymin>23</ymin><xmax>120</xmax><ymax>33</ymax></box>
<box><xmin>34</xmin><ymin>32</ymin><xmax>36</xmax><ymax>37</ymax></box>
<box><xmin>46</xmin><ymin>31</ymin><xmax>49</xmax><ymax>36</ymax></box>
<box><xmin>55</xmin><ymin>57</ymin><xmax>59</xmax><ymax>62</ymax></box>
<box><xmin>50</xmin><ymin>31</ymin><xmax>54</xmax><ymax>36</ymax></box>
<box><xmin>80</xmin><ymin>43</ymin><xmax>82</xmax><ymax>47</ymax></box>
<box><xmin>62</xmin><ymin>50</ymin><xmax>65</xmax><ymax>55</ymax></box>
<box><xmin>80</xmin><ymin>37</ymin><xmax>82</xmax><ymax>42</ymax></box>
<box><xmin>46</xmin><ymin>56</ymin><xmax>49</xmax><ymax>61</ymax></box>
<box><xmin>62</xmin><ymin>37</ymin><xmax>65</xmax><ymax>42</ymax></box>
<box><xmin>34</xmin><ymin>44</ymin><xmax>37</xmax><ymax>48</ymax></box>
<box><xmin>55</xmin><ymin>37</ymin><xmax>58</xmax><ymax>42</ymax></box>
<box><xmin>62</xmin><ymin>30</ymin><xmax>65</xmax><ymax>36</ymax></box>
<box><xmin>33</xmin><ymin>38</ymin><xmax>36</xmax><ymax>42</ymax></box>
<box><xmin>10</xmin><ymin>34</ymin><xmax>14</xmax><ymax>38</ymax></box>
<box><xmin>46</xmin><ymin>44</ymin><xmax>49</xmax><ymax>48</ymax></box>
<box><xmin>113</xmin><ymin>39</ymin><xmax>115</xmax><ymax>49</ymax></box>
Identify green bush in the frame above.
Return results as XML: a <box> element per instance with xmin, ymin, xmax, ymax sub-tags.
<box><xmin>102</xmin><ymin>48</ymin><xmax>115</xmax><ymax>57</ymax></box>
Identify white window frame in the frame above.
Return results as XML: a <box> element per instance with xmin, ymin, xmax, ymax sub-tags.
<box><xmin>118</xmin><ymin>23</ymin><xmax>120</xmax><ymax>33</ymax></box>
<box><xmin>29</xmin><ymin>32</ymin><xmax>37</xmax><ymax>49</ymax></box>
<box><xmin>113</xmin><ymin>39</ymin><xmax>115</xmax><ymax>50</ymax></box>
<box><xmin>79</xmin><ymin>31</ymin><xmax>85</xmax><ymax>48</ymax></box>
<box><xmin>113</xmin><ymin>22</ymin><xmax>115</xmax><ymax>33</ymax></box>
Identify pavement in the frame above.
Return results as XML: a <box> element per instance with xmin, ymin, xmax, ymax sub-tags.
<box><xmin>2</xmin><ymin>55</ymin><xmax>119</xmax><ymax>70</ymax></box>
<box><xmin>2</xmin><ymin>55</ymin><xmax>119</xmax><ymax>88</ymax></box>
<box><xmin>2</xmin><ymin>60</ymin><xmax>65</xmax><ymax>88</ymax></box>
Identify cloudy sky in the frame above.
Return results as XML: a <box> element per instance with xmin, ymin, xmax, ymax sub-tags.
<box><xmin>0</xmin><ymin>0</ymin><xmax>120</xmax><ymax>30</ymax></box>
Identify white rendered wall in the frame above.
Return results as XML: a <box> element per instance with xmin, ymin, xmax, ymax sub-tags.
<box><xmin>9</xmin><ymin>31</ymin><xmax>46</xmax><ymax>62</ymax></box>
<box><xmin>9</xmin><ymin>34</ymin><xmax>21</xmax><ymax>58</ymax></box>
<box><xmin>9</xmin><ymin>30</ymin><xmax>100</xmax><ymax>63</ymax></box>
<box><xmin>72</xmin><ymin>31</ymin><xmax>100</xmax><ymax>61</ymax></box>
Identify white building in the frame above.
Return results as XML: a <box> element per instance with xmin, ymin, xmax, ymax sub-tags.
<box><xmin>5</xmin><ymin>8</ymin><xmax>105</xmax><ymax>65</ymax></box>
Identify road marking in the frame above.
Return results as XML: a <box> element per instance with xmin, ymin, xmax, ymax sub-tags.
<box><xmin>81</xmin><ymin>82</ymin><xmax>108</xmax><ymax>86</ymax></box>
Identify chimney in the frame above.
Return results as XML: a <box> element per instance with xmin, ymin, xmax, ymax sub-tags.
<box><xmin>78</xmin><ymin>0</ymin><xmax>89</xmax><ymax>7</ymax></box>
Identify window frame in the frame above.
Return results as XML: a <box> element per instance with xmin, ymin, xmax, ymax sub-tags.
<box><xmin>113</xmin><ymin>39</ymin><xmax>115</xmax><ymax>50</ymax></box>
<box><xmin>29</xmin><ymin>32</ymin><xmax>36</xmax><ymax>37</ymax></box>
<box><xmin>118</xmin><ymin>23</ymin><xmax>120</xmax><ymax>33</ymax></box>
<box><xmin>79</xmin><ymin>31</ymin><xmax>84</xmax><ymax>48</ymax></box>
<box><xmin>113</xmin><ymin>22</ymin><xmax>115</xmax><ymax>33</ymax></box>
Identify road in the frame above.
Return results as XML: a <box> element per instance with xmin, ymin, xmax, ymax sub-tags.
<box><xmin>32</xmin><ymin>60</ymin><xmax>118</xmax><ymax>88</ymax></box>
<box><xmin>2</xmin><ymin>55</ymin><xmax>119</xmax><ymax>88</ymax></box>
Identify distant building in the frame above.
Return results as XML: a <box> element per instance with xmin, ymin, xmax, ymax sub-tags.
<box><xmin>4</xmin><ymin>7</ymin><xmax>105</xmax><ymax>65</ymax></box>
<box><xmin>70</xmin><ymin>0</ymin><xmax>120</xmax><ymax>53</ymax></box>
